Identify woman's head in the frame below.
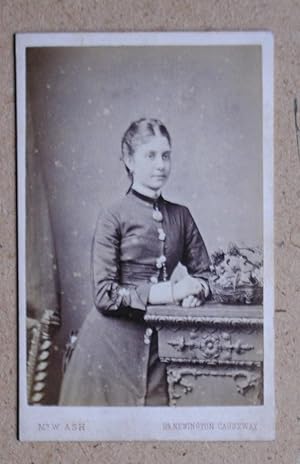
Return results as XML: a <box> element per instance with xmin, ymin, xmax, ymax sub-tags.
<box><xmin>121</xmin><ymin>118</ymin><xmax>172</xmax><ymax>193</ymax></box>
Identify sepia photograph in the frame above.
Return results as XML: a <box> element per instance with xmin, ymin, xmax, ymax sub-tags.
<box><xmin>17</xmin><ymin>31</ymin><xmax>274</xmax><ymax>440</ymax></box>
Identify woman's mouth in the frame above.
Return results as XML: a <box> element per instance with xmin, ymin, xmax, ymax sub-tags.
<box><xmin>152</xmin><ymin>174</ymin><xmax>166</xmax><ymax>179</ymax></box>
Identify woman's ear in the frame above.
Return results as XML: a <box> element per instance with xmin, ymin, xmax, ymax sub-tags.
<box><xmin>123</xmin><ymin>153</ymin><xmax>134</xmax><ymax>174</ymax></box>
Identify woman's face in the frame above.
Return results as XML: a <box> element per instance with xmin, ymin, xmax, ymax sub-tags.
<box><xmin>128</xmin><ymin>134</ymin><xmax>172</xmax><ymax>192</ymax></box>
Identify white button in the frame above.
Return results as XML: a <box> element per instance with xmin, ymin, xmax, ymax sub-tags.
<box><xmin>150</xmin><ymin>276</ymin><xmax>158</xmax><ymax>283</ymax></box>
<box><xmin>158</xmin><ymin>228</ymin><xmax>166</xmax><ymax>241</ymax></box>
<box><xmin>152</xmin><ymin>210</ymin><xmax>163</xmax><ymax>222</ymax></box>
<box><xmin>144</xmin><ymin>328</ymin><xmax>153</xmax><ymax>345</ymax></box>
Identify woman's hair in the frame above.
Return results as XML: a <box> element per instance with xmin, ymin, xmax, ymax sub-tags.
<box><xmin>121</xmin><ymin>118</ymin><xmax>171</xmax><ymax>178</ymax></box>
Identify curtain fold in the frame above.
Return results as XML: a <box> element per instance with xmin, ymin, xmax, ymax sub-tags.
<box><xmin>26</xmin><ymin>95</ymin><xmax>61</xmax><ymax>404</ymax></box>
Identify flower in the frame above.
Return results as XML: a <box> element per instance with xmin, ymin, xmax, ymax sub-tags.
<box><xmin>202</xmin><ymin>335</ymin><xmax>220</xmax><ymax>358</ymax></box>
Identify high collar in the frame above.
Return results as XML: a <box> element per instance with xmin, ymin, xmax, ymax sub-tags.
<box><xmin>131</xmin><ymin>182</ymin><xmax>161</xmax><ymax>200</ymax></box>
<box><xmin>129</xmin><ymin>188</ymin><xmax>163</xmax><ymax>206</ymax></box>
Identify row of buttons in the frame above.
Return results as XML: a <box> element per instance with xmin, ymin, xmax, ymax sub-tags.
<box><xmin>151</xmin><ymin>204</ymin><xmax>168</xmax><ymax>284</ymax></box>
<box><xmin>146</xmin><ymin>205</ymin><xmax>164</xmax><ymax>344</ymax></box>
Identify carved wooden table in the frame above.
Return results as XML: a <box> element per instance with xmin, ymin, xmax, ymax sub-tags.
<box><xmin>145</xmin><ymin>304</ymin><xmax>263</xmax><ymax>406</ymax></box>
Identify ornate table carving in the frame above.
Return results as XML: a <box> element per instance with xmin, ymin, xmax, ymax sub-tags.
<box><xmin>145</xmin><ymin>304</ymin><xmax>263</xmax><ymax>406</ymax></box>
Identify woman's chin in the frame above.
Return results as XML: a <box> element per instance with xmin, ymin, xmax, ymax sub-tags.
<box><xmin>149</xmin><ymin>179</ymin><xmax>167</xmax><ymax>190</ymax></box>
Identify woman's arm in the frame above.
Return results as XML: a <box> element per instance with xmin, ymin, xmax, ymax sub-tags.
<box><xmin>148</xmin><ymin>275</ymin><xmax>208</xmax><ymax>305</ymax></box>
<box><xmin>180</xmin><ymin>207</ymin><xmax>211</xmax><ymax>303</ymax></box>
<box><xmin>181</xmin><ymin>207</ymin><xmax>211</xmax><ymax>278</ymax></box>
<box><xmin>92</xmin><ymin>209</ymin><xmax>151</xmax><ymax>315</ymax></box>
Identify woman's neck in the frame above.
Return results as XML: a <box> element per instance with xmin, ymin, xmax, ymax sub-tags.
<box><xmin>131</xmin><ymin>182</ymin><xmax>161</xmax><ymax>200</ymax></box>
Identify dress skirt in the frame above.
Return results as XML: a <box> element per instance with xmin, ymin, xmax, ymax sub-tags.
<box><xmin>59</xmin><ymin>305</ymin><xmax>168</xmax><ymax>406</ymax></box>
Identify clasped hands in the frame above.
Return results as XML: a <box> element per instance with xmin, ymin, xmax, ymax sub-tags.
<box><xmin>173</xmin><ymin>275</ymin><xmax>209</xmax><ymax>307</ymax></box>
<box><xmin>148</xmin><ymin>274</ymin><xmax>209</xmax><ymax>307</ymax></box>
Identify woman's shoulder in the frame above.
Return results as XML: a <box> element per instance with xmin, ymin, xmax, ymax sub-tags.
<box><xmin>105</xmin><ymin>196</ymin><xmax>130</xmax><ymax>213</ymax></box>
<box><xmin>162</xmin><ymin>197</ymin><xmax>190</xmax><ymax>214</ymax></box>
<box><xmin>162</xmin><ymin>198</ymin><xmax>196</xmax><ymax>227</ymax></box>
<box><xmin>94</xmin><ymin>197</ymin><xmax>122</xmax><ymax>220</ymax></box>
<box><xmin>95</xmin><ymin>194</ymin><xmax>137</xmax><ymax>223</ymax></box>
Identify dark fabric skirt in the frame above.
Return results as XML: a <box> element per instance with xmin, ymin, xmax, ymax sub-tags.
<box><xmin>144</xmin><ymin>329</ymin><xmax>168</xmax><ymax>406</ymax></box>
<box><xmin>59</xmin><ymin>306</ymin><xmax>168</xmax><ymax>406</ymax></box>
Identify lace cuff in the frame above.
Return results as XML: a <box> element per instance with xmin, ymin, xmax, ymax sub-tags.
<box><xmin>105</xmin><ymin>281</ymin><xmax>151</xmax><ymax>312</ymax></box>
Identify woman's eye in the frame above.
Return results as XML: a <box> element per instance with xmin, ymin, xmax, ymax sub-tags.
<box><xmin>162</xmin><ymin>152</ymin><xmax>170</xmax><ymax>160</ymax></box>
<box><xmin>147</xmin><ymin>152</ymin><xmax>155</xmax><ymax>159</ymax></box>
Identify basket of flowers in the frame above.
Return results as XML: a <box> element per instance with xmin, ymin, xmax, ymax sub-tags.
<box><xmin>209</xmin><ymin>243</ymin><xmax>263</xmax><ymax>305</ymax></box>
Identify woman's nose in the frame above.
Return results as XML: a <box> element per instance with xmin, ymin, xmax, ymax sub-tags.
<box><xmin>155</xmin><ymin>156</ymin><xmax>165</xmax><ymax>169</ymax></box>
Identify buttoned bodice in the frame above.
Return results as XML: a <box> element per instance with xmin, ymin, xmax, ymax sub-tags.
<box><xmin>92</xmin><ymin>189</ymin><xmax>210</xmax><ymax>315</ymax></box>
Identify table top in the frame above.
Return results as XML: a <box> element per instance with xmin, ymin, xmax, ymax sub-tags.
<box><xmin>145</xmin><ymin>302</ymin><xmax>263</xmax><ymax>326</ymax></box>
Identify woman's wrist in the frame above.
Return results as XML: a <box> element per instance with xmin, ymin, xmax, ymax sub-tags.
<box><xmin>172</xmin><ymin>276</ymin><xmax>210</xmax><ymax>301</ymax></box>
<box><xmin>172</xmin><ymin>281</ymin><xmax>182</xmax><ymax>303</ymax></box>
<box><xmin>170</xmin><ymin>281</ymin><xmax>180</xmax><ymax>305</ymax></box>
<box><xmin>148</xmin><ymin>281</ymin><xmax>176</xmax><ymax>305</ymax></box>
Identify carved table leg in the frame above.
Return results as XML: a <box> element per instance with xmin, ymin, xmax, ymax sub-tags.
<box><xmin>167</xmin><ymin>362</ymin><xmax>263</xmax><ymax>406</ymax></box>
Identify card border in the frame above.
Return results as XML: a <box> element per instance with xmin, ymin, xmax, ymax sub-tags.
<box><xmin>16</xmin><ymin>31</ymin><xmax>274</xmax><ymax>441</ymax></box>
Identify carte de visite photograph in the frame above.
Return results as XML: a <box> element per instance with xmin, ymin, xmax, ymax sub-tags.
<box><xmin>16</xmin><ymin>31</ymin><xmax>274</xmax><ymax>441</ymax></box>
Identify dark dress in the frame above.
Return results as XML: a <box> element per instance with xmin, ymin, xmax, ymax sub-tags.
<box><xmin>59</xmin><ymin>189</ymin><xmax>210</xmax><ymax>406</ymax></box>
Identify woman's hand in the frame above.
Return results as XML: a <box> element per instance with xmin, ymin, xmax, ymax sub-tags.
<box><xmin>173</xmin><ymin>275</ymin><xmax>207</xmax><ymax>302</ymax></box>
<box><xmin>181</xmin><ymin>295</ymin><xmax>203</xmax><ymax>307</ymax></box>
<box><xmin>148</xmin><ymin>276</ymin><xmax>209</xmax><ymax>306</ymax></box>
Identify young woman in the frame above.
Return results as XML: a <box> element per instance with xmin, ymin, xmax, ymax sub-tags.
<box><xmin>59</xmin><ymin>118</ymin><xmax>210</xmax><ymax>406</ymax></box>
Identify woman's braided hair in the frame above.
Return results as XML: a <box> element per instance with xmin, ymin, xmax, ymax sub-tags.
<box><xmin>121</xmin><ymin>118</ymin><xmax>171</xmax><ymax>182</ymax></box>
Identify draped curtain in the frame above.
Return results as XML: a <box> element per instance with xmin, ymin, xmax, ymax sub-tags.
<box><xmin>26</xmin><ymin>96</ymin><xmax>61</xmax><ymax>404</ymax></box>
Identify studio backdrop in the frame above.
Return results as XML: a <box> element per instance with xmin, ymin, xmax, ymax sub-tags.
<box><xmin>26</xmin><ymin>44</ymin><xmax>262</xmax><ymax>405</ymax></box>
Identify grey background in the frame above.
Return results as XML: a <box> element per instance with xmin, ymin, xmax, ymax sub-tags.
<box><xmin>27</xmin><ymin>45</ymin><xmax>262</xmax><ymax>337</ymax></box>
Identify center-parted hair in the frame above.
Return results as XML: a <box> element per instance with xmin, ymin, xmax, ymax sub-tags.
<box><xmin>121</xmin><ymin>118</ymin><xmax>172</xmax><ymax>165</ymax></box>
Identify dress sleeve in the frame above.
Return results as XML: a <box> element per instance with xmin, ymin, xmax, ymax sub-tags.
<box><xmin>91</xmin><ymin>209</ymin><xmax>151</xmax><ymax>315</ymax></box>
<box><xmin>181</xmin><ymin>207</ymin><xmax>211</xmax><ymax>281</ymax></box>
